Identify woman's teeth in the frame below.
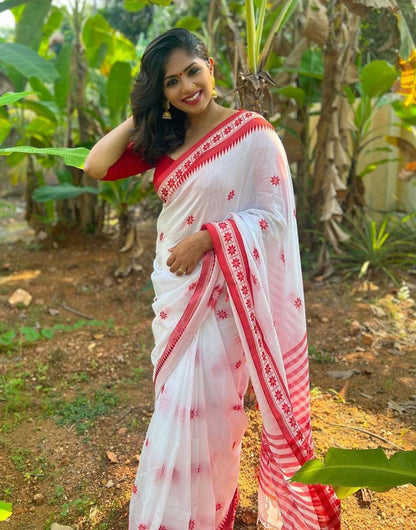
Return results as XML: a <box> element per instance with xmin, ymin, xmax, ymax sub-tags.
<box><xmin>184</xmin><ymin>91</ymin><xmax>201</xmax><ymax>102</ymax></box>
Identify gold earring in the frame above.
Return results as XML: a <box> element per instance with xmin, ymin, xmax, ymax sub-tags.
<box><xmin>211</xmin><ymin>76</ymin><xmax>218</xmax><ymax>99</ymax></box>
<box><xmin>162</xmin><ymin>100</ymin><xmax>172</xmax><ymax>120</ymax></box>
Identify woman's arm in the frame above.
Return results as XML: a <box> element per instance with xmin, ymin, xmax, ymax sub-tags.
<box><xmin>84</xmin><ymin>116</ymin><xmax>134</xmax><ymax>180</ymax></box>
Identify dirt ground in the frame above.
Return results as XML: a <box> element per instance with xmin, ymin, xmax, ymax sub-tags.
<box><xmin>0</xmin><ymin>223</ymin><xmax>415</xmax><ymax>530</ymax></box>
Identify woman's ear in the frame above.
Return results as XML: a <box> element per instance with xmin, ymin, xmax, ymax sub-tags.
<box><xmin>209</xmin><ymin>57</ymin><xmax>214</xmax><ymax>74</ymax></box>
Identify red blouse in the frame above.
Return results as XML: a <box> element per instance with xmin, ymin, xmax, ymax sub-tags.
<box><xmin>101</xmin><ymin>143</ymin><xmax>172</xmax><ymax>184</ymax></box>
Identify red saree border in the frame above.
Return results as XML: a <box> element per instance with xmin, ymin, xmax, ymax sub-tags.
<box><xmin>216</xmin><ymin>488</ymin><xmax>239</xmax><ymax>530</ymax></box>
<box><xmin>154</xmin><ymin>110</ymin><xmax>274</xmax><ymax>203</ymax></box>
<box><xmin>153</xmin><ymin>252</ymin><xmax>217</xmax><ymax>395</ymax></box>
<box><xmin>204</xmin><ymin>219</ymin><xmax>311</xmax><ymax>464</ymax></box>
<box><xmin>204</xmin><ymin>218</ymin><xmax>341</xmax><ymax>529</ymax></box>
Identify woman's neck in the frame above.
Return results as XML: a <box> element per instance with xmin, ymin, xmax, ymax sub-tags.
<box><xmin>186</xmin><ymin>101</ymin><xmax>226</xmax><ymax>135</ymax></box>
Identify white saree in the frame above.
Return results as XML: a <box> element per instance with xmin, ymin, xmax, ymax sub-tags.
<box><xmin>127</xmin><ymin>110</ymin><xmax>341</xmax><ymax>530</ymax></box>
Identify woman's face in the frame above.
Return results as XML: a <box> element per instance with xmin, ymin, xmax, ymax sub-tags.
<box><xmin>163</xmin><ymin>48</ymin><xmax>213</xmax><ymax>115</ymax></box>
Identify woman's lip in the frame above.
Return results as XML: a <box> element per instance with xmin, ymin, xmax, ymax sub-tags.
<box><xmin>182</xmin><ymin>90</ymin><xmax>203</xmax><ymax>104</ymax></box>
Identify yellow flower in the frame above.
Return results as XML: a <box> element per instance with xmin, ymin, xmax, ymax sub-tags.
<box><xmin>397</xmin><ymin>48</ymin><xmax>416</xmax><ymax>106</ymax></box>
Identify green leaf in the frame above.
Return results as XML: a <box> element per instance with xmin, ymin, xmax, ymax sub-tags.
<box><xmin>0</xmin><ymin>116</ymin><xmax>12</xmax><ymax>145</ymax></box>
<box><xmin>106</xmin><ymin>61</ymin><xmax>131</xmax><ymax>121</ymax></box>
<box><xmin>72</xmin><ymin>320</ymin><xmax>88</xmax><ymax>329</ymax></box>
<box><xmin>19</xmin><ymin>99</ymin><xmax>58</xmax><ymax>123</ymax></box>
<box><xmin>40</xmin><ymin>328</ymin><xmax>54</xmax><ymax>340</ymax></box>
<box><xmin>54</xmin><ymin>43</ymin><xmax>73</xmax><ymax>111</ymax></box>
<box><xmin>20</xmin><ymin>327</ymin><xmax>40</xmax><ymax>341</ymax></box>
<box><xmin>15</xmin><ymin>0</ymin><xmax>52</xmax><ymax>51</ymax></box>
<box><xmin>291</xmin><ymin>448</ymin><xmax>416</xmax><ymax>499</ymax></box>
<box><xmin>0</xmin><ymin>42</ymin><xmax>60</xmax><ymax>84</ymax></box>
<box><xmin>0</xmin><ymin>330</ymin><xmax>16</xmax><ymax>346</ymax></box>
<box><xmin>30</xmin><ymin>77</ymin><xmax>54</xmax><ymax>102</ymax></box>
<box><xmin>175</xmin><ymin>16</ymin><xmax>203</xmax><ymax>32</ymax></box>
<box><xmin>151</xmin><ymin>0</ymin><xmax>173</xmax><ymax>5</ymax></box>
<box><xmin>124</xmin><ymin>0</ymin><xmax>148</xmax><ymax>11</ymax></box>
<box><xmin>82</xmin><ymin>13</ymin><xmax>113</xmax><ymax>68</ymax></box>
<box><xmin>0</xmin><ymin>501</ymin><xmax>12</xmax><ymax>522</ymax></box>
<box><xmin>360</xmin><ymin>60</ymin><xmax>398</xmax><ymax>98</ymax></box>
<box><xmin>396</xmin><ymin>12</ymin><xmax>415</xmax><ymax>60</ymax></box>
<box><xmin>0</xmin><ymin>91</ymin><xmax>32</xmax><ymax>106</ymax></box>
<box><xmin>0</xmin><ymin>146</ymin><xmax>90</xmax><ymax>169</ymax></box>
<box><xmin>392</xmin><ymin>99</ymin><xmax>416</xmax><ymax>126</ymax></box>
<box><xmin>33</xmin><ymin>183</ymin><xmax>98</xmax><ymax>202</ymax></box>
<box><xmin>276</xmin><ymin>86</ymin><xmax>305</xmax><ymax>105</ymax></box>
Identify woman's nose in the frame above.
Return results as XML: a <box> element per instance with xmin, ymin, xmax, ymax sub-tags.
<box><xmin>182</xmin><ymin>79</ymin><xmax>196</xmax><ymax>93</ymax></box>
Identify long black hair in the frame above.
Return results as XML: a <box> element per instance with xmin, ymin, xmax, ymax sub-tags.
<box><xmin>130</xmin><ymin>28</ymin><xmax>210</xmax><ymax>164</ymax></box>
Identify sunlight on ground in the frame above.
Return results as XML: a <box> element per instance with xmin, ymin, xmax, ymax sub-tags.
<box><xmin>0</xmin><ymin>269</ymin><xmax>41</xmax><ymax>285</ymax></box>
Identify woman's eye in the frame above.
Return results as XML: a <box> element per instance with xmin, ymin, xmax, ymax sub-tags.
<box><xmin>189</xmin><ymin>68</ymin><xmax>200</xmax><ymax>76</ymax></box>
<box><xmin>166</xmin><ymin>79</ymin><xmax>177</xmax><ymax>88</ymax></box>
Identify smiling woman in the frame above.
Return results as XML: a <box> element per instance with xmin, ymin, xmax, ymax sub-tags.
<box><xmin>83</xmin><ymin>28</ymin><xmax>341</xmax><ymax>530</ymax></box>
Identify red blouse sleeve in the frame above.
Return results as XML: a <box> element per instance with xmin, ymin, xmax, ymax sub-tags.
<box><xmin>101</xmin><ymin>143</ymin><xmax>154</xmax><ymax>181</ymax></box>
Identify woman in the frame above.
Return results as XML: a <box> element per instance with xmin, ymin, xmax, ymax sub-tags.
<box><xmin>84</xmin><ymin>28</ymin><xmax>340</xmax><ymax>530</ymax></box>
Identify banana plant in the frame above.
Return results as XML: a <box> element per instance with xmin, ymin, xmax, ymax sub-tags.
<box><xmin>219</xmin><ymin>0</ymin><xmax>299</xmax><ymax>116</ymax></box>
<box><xmin>291</xmin><ymin>447</ymin><xmax>416</xmax><ymax>500</ymax></box>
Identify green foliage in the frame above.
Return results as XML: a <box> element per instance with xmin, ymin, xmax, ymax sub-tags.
<box><xmin>291</xmin><ymin>447</ymin><xmax>416</xmax><ymax>500</ymax></box>
<box><xmin>298</xmin><ymin>50</ymin><xmax>324</xmax><ymax>106</ymax></box>
<box><xmin>344</xmin><ymin>60</ymin><xmax>399</xmax><ymax>182</ymax></box>
<box><xmin>0</xmin><ymin>90</ymin><xmax>32</xmax><ymax>106</ymax></box>
<box><xmin>106</xmin><ymin>61</ymin><xmax>132</xmax><ymax>126</ymax></box>
<box><xmin>308</xmin><ymin>345</ymin><xmax>335</xmax><ymax>364</ymax></box>
<box><xmin>0</xmin><ymin>146</ymin><xmax>89</xmax><ymax>169</ymax></box>
<box><xmin>0</xmin><ymin>198</ymin><xmax>16</xmax><ymax>218</ymax></box>
<box><xmin>0</xmin><ymin>42</ymin><xmax>59</xmax><ymax>84</ymax></box>
<box><xmin>0</xmin><ymin>501</ymin><xmax>12</xmax><ymax>522</ymax></box>
<box><xmin>335</xmin><ymin>213</ymin><xmax>416</xmax><ymax>284</ymax></box>
<box><xmin>32</xmin><ymin>182</ymin><xmax>98</xmax><ymax>202</ymax></box>
<box><xmin>58</xmin><ymin>496</ymin><xmax>94</xmax><ymax>519</ymax></box>
<box><xmin>99</xmin><ymin>176</ymin><xmax>152</xmax><ymax>216</ymax></box>
<box><xmin>245</xmin><ymin>0</ymin><xmax>300</xmax><ymax>72</ymax></box>
<box><xmin>0</xmin><ymin>319</ymin><xmax>114</xmax><ymax>351</ymax></box>
<box><xmin>360</xmin><ymin>60</ymin><xmax>398</xmax><ymax>98</ymax></box>
<box><xmin>392</xmin><ymin>99</ymin><xmax>416</xmax><ymax>125</ymax></box>
<box><xmin>50</xmin><ymin>390</ymin><xmax>119</xmax><ymax>434</ymax></box>
<box><xmin>0</xmin><ymin>376</ymin><xmax>29</xmax><ymax>417</ymax></box>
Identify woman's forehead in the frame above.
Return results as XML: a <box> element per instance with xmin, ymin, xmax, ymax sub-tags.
<box><xmin>164</xmin><ymin>49</ymin><xmax>201</xmax><ymax>76</ymax></box>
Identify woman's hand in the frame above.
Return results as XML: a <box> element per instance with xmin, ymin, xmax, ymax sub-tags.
<box><xmin>166</xmin><ymin>231</ymin><xmax>213</xmax><ymax>276</ymax></box>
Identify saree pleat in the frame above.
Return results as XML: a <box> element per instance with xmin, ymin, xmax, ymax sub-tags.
<box><xmin>129</xmin><ymin>110</ymin><xmax>341</xmax><ymax>529</ymax></box>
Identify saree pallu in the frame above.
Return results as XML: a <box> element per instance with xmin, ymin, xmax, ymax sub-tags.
<box><xmin>129</xmin><ymin>110</ymin><xmax>341</xmax><ymax>530</ymax></box>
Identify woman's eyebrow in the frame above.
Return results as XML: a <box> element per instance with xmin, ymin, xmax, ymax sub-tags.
<box><xmin>164</xmin><ymin>62</ymin><xmax>197</xmax><ymax>80</ymax></box>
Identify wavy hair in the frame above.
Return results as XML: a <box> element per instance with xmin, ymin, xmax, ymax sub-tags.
<box><xmin>130</xmin><ymin>28</ymin><xmax>209</xmax><ymax>165</ymax></box>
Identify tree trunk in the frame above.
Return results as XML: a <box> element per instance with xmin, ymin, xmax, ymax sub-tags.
<box><xmin>25</xmin><ymin>156</ymin><xmax>47</xmax><ymax>230</ymax></box>
<box><xmin>237</xmin><ymin>72</ymin><xmax>274</xmax><ymax>119</ymax></box>
<box><xmin>312</xmin><ymin>1</ymin><xmax>360</xmax><ymax>257</ymax></box>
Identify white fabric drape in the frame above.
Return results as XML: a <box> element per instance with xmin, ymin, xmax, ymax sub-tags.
<box><xmin>128</xmin><ymin>111</ymin><xmax>341</xmax><ymax>530</ymax></box>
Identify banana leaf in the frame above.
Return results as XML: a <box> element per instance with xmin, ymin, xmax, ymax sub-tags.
<box><xmin>0</xmin><ymin>91</ymin><xmax>32</xmax><ymax>106</ymax></box>
<box><xmin>33</xmin><ymin>183</ymin><xmax>98</xmax><ymax>202</ymax></box>
<box><xmin>0</xmin><ymin>501</ymin><xmax>12</xmax><ymax>522</ymax></box>
<box><xmin>0</xmin><ymin>146</ymin><xmax>89</xmax><ymax>169</ymax></box>
<box><xmin>291</xmin><ymin>448</ymin><xmax>416</xmax><ymax>500</ymax></box>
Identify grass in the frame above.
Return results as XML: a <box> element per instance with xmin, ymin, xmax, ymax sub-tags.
<box><xmin>0</xmin><ymin>374</ymin><xmax>30</xmax><ymax>418</ymax></box>
<box><xmin>308</xmin><ymin>344</ymin><xmax>336</xmax><ymax>364</ymax></box>
<box><xmin>0</xmin><ymin>318</ymin><xmax>114</xmax><ymax>352</ymax></box>
<box><xmin>48</xmin><ymin>389</ymin><xmax>119</xmax><ymax>434</ymax></box>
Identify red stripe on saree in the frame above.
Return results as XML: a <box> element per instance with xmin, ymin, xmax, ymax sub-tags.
<box><xmin>204</xmin><ymin>218</ymin><xmax>341</xmax><ymax>529</ymax></box>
